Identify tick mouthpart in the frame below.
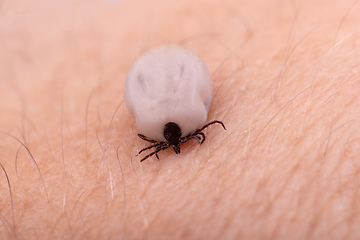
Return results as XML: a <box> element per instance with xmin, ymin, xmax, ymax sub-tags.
<box><xmin>172</xmin><ymin>144</ymin><xmax>181</xmax><ymax>154</ymax></box>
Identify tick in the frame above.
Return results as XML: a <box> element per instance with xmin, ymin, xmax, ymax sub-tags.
<box><xmin>124</xmin><ymin>45</ymin><xmax>226</xmax><ymax>162</ymax></box>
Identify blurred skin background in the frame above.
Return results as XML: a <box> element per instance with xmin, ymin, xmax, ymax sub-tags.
<box><xmin>1</xmin><ymin>0</ymin><xmax>360</xmax><ymax>239</ymax></box>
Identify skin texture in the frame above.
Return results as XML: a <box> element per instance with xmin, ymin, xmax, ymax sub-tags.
<box><xmin>1</xmin><ymin>0</ymin><xmax>360</xmax><ymax>239</ymax></box>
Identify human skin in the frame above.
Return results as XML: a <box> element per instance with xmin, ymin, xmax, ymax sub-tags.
<box><xmin>1</xmin><ymin>0</ymin><xmax>360</xmax><ymax>239</ymax></box>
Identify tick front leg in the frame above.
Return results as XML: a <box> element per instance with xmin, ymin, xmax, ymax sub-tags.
<box><xmin>200</xmin><ymin>120</ymin><xmax>226</xmax><ymax>131</ymax></box>
<box><xmin>180</xmin><ymin>134</ymin><xmax>202</xmax><ymax>144</ymax></box>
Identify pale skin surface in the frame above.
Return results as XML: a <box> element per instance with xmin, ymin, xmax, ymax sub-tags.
<box><xmin>1</xmin><ymin>0</ymin><xmax>360</xmax><ymax>239</ymax></box>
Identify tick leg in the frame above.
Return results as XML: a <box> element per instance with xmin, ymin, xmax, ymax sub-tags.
<box><xmin>138</xmin><ymin>134</ymin><xmax>158</xmax><ymax>143</ymax></box>
<box><xmin>192</xmin><ymin>135</ymin><xmax>202</xmax><ymax>144</ymax></box>
<box><xmin>200</xmin><ymin>120</ymin><xmax>226</xmax><ymax>131</ymax></box>
<box><xmin>140</xmin><ymin>142</ymin><xmax>171</xmax><ymax>162</ymax></box>
<box><xmin>181</xmin><ymin>120</ymin><xmax>224</xmax><ymax>147</ymax></box>
<box><xmin>137</xmin><ymin>142</ymin><xmax>163</xmax><ymax>155</ymax></box>
<box><xmin>180</xmin><ymin>135</ymin><xmax>197</xmax><ymax>144</ymax></box>
<box><xmin>180</xmin><ymin>134</ymin><xmax>202</xmax><ymax>144</ymax></box>
<box><xmin>140</xmin><ymin>151</ymin><xmax>158</xmax><ymax>162</ymax></box>
<box><xmin>193</xmin><ymin>131</ymin><xmax>205</xmax><ymax>144</ymax></box>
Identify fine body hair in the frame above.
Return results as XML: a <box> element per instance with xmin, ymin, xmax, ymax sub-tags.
<box><xmin>0</xmin><ymin>0</ymin><xmax>360</xmax><ymax>239</ymax></box>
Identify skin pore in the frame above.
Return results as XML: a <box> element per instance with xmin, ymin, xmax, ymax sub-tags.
<box><xmin>1</xmin><ymin>0</ymin><xmax>360</xmax><ymax>239</ymax></box>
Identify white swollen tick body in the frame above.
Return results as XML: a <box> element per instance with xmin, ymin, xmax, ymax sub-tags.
<box><xmin>124</xmin><ymin>45</ymin><xmax>226</xmax><ymax>162</ymax></box>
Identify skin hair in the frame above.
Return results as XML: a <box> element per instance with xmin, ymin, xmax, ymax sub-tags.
<box><xmin>1</xmin><ymin>0</ymin><xmax>360</xmax><ymax>239</ymax></box>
